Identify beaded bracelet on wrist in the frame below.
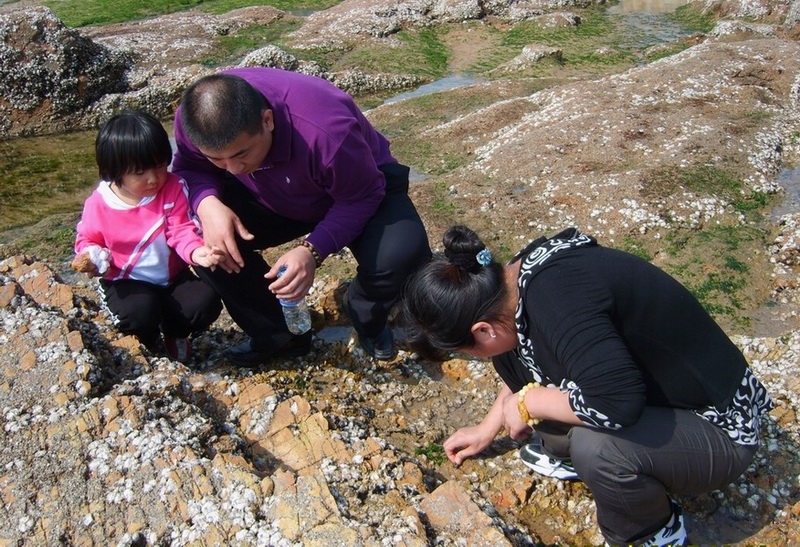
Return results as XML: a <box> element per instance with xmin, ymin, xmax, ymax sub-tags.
<box><xmin>298</xmin><ymin>239</ymin><xmax>323</xmax><ymax>268</ymax></box>
<box><xmin>517</xmin><ymin>382</ymin><xmax>541</xmax><ymax>427</ymax></box>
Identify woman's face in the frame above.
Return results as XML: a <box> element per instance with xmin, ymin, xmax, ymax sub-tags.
<box><xmin>460</xmin><ymin>321</ymin><xmax>517</xmax><ymax>359</ymax></box>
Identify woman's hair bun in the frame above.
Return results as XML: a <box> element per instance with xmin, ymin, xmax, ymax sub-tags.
<box><xmin>443</xmin><ymin>225</ymin><xmax>488</xmax><ymax>272</ymax></box>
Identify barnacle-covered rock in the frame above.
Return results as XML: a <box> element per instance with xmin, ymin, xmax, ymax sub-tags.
<box><xmin>0</xmin><ymin>7</ymin><xmax>131</xmax><ymax>137</ymax></box>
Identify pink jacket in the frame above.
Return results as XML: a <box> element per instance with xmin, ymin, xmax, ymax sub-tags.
<box><xmin>75</xmin><ymin>173</ymin><xmax>204</xmax><ymax>286</ymax></box>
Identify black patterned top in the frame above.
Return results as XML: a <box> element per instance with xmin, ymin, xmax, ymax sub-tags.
<box><xmin>496</xmin><ymin>228</ymin><xmax>773</xmax><ymax>446</ymax></box>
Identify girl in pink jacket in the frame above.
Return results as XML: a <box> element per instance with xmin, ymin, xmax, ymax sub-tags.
<box><xmin>74</xmin><ymin>111</ymin><xmax>223</xmax><ymax>363</ymax></box>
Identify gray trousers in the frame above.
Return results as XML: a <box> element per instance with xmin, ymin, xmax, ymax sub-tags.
<box><xmin>537</xmin><ymin>406</ymin><xmax>757</xmax><ymax>545</ymax></box>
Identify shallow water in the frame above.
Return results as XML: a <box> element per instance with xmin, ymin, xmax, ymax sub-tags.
<box><xmin>382</xmin><ymin>74</ymin><xmax>484</xmax><ymax>105</ymax></box>
<box><xmin>771</xmin><ymin>166</ymin><xmax>800</xmax><ymax>220</ymax></box>
<box><xmin>612</xmin><ymin>12</ymin><xmax>692</xmax><ymax>49</ymax></box>
<box><xmin>608</xmin><ymin>0</ymin><xmax>692</xmax><ymax>15</ymax></box>
<box><xmin>608</xmin><ymin>0</ymin><xmax>696</xmax><ymax>49</ymax></box>
<box><xmin>379</xmin><ymin>0</ymin><xmax>694</xmax><ymax>106</ymax></box>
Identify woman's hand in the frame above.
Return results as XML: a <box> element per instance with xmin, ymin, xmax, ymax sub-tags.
<box><xmin>196</xmin><ymin>196</ymin><xmax>253</xmax><ymax>273</ymax></box>
<box><xmin>502</xmin><ymin>392</ymin><xmax>532</xmax><ymax>441</ymax></box>
<box><xmin>443</xmin><ymin>385</ymin><xmax>516</xmax><ymax>466</ymax></box>
<box><xmin>443</xmin><ymin>423</ymin><xmax>499</xmax><ymax>466</ymax></box>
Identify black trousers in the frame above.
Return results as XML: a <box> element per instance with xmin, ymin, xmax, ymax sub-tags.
<box><xmin>195</xmin><ymin>163</ymin><xmax>431</xmax><ymax>351</ymax></box>
<box><xmin>99</xmin><ymin>269</ymin><xmax>222</xmax><ymax>349</ymax></box>
<box><xmin>536</xmin><ymin>406</ymin><xmax>757</xmax><ymax>545</ymax></box>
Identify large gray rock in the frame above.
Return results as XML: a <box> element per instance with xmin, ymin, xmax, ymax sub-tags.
<box><xmin>786</xmin><ymin>0</ymin><xmax>800</xmax><ymax>37</ymax></box>
<box><xmin>0</xmin><ymin>7</ymin><xmax>131</xmax><ymax>137</ymax></box>
<box><xmin>286</xmin><ymin>0</ymin><xmax>604</xmax><ymax>50</ymax></box>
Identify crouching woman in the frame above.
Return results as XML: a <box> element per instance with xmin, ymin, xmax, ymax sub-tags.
<box><xmin>401</xmin><ymin>225</ymin><xmax>773</xmax><ymax>546</ymax></box>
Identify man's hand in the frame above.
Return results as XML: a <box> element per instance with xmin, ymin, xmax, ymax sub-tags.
<box><xmin>196</xmin><ymin>196</ymin><xmax>253</xmax><ymax>273</ymax></box>
<box><xmin>265</xmin><ymin>245</ymin><xmax>317</xmax><ymax>302</ymax></box>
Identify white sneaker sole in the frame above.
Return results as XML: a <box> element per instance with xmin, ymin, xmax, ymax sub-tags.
<box><xmin>519</xmin><ymin>443</ymin><xmax>580</xmax><ymax>480</ymax></box>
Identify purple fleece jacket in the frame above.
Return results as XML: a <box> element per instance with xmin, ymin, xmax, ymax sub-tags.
<box><xmin>172</xmin><ymin>67</ymin><xmax>396</xmax><ymax>259</ymax></box>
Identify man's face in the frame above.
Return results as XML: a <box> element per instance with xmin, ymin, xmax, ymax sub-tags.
<box><xmin>198</xmin><ymin>110</ymin><xmax>274</xmax><ymax>175</ymax></box>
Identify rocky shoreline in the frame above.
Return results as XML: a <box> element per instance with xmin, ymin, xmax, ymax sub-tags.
<box><xmin>2</xmin><ymin>0</ymin><xmax>800</xmax><ymax>545</ymax></box>
<box><xmin>0</xmin><ymin>216</ymin><xmax>798</xmax><ymax>544</ymax></box>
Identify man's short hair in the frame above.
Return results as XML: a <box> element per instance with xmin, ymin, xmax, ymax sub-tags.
<box><xmin>180</xmin><ymin>74</ymin><xmax>270</xmax><ymax>150</ymax></box>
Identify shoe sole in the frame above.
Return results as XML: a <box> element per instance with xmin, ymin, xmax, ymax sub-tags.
<box><xmin>365</xmin><ymin>347</ymin><xmax>397</xmax><ymax>360</ymax></box>
<box><xmin>359</xmin><ymin>345</ymin><xmax>397</xmax><ymax>361</ymax></box>
<box><xmin>520</xmin><ymin>458</ymin><xmax>579</xmax><ymax>480</ymax></box>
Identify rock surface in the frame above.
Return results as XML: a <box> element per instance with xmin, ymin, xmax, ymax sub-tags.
<box><xmin>433</xmin><ymin>37</ymin><xmax>800</xmax><ymax>238</ymax></box>
<box><xmin>0</xmin><ymin>7</ymin><xmax>131</xmax><ymax>136</ymax></box>
<box><xmin>1</xmin><ymin>0</ymin><xmax>600</xmax><ymax>138</ymax></box>
<box><xmin>1</xmin><ymin>0</ymin><xmax>800</xmax><ymax>545</ymax></box>
<box><xmin>0</xmin><ymin>211</ymin><xmax>799</xmax><ymax>544</ymax></box>
<box><xmin>0</xmin><ymin>0</ymin><xmax>628</xmax><ymax>138</ymax></box>
<box><xmin>286</xmin><ymin>0</ymin><xmax>603</xmax><ymax>50</ymax></box>
<box><xmin>0</xmin><ymin>256</ymin><xmax>524</xmax><ymax>545</ymax></box>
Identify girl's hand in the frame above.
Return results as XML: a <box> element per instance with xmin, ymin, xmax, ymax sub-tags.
<box><xmin>71</xmin><ymin>246</ymin><xmax>110</xmax><ymax>277</ymax></box>
<box><xmin>191</xmin><ymin>244</ymin><xmax>225</xmax><ymax>269</ymax></box>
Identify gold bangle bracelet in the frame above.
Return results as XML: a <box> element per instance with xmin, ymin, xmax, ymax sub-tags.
<box><xmin>298</xmin><ymin>239</ymin><xmax>323</xmax><ymax>267</ymax></box>
<box><xmin>517</xmin><ymin>382</ymin><xmax>541</xmax><ymax>427</ymax></box>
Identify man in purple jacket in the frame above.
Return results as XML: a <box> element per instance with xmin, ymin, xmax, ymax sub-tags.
<box><xmin>172</xmin><ymin>68</ymin><xmax>431</xmax><ymax>366</ymax></box>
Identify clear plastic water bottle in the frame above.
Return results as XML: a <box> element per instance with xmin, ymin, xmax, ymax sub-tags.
<box><xmin>277</xmin><ymin>266</ymin><xmax>311</xmax><ymax>335</ymax></box>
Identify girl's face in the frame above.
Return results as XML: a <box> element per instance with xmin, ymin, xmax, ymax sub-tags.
<box><xmin>116</xmin><ymin>164</ymin><xmax>169</xmax><ymax>202</ymax></box>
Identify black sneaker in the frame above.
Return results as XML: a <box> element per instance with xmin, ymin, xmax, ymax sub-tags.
<box><xmin>607</xmin><ymin>500</ymin><xmax>688</xmax><ymax>547</ymax></box>
<box><xmin>341</xmin><ymin>286</ymin><xmax>397</xmax><ymax>360</ymax></box>
<box><xmin>358</xmin><ymin>326</ymin><xmax>397</xmax><ymax>360</ymax></box>
<box><xmin>223</xmin><ymin>334</ymin><xmax>312</xmax><ymax>367</ymax></box>
<box><xmin>639</xmin><ymin>501</ymin><xmax>687</xmax><ymax>547</ymax></box>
